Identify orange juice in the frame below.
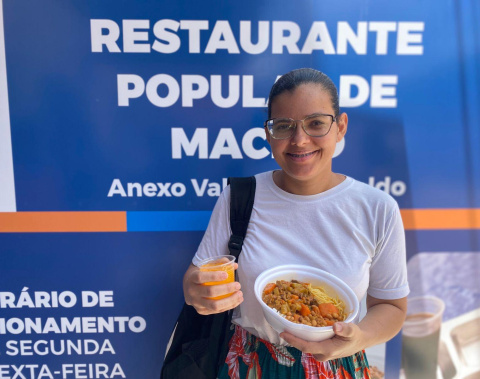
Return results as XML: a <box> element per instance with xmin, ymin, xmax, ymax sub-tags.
<box><xmin>199</xmin><ymin>256</ymin><xmax>235</xmax><ymax>300</ymax></box>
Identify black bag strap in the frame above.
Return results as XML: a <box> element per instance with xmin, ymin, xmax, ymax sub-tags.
<box><xmin>227</xmin><ymin>176</ymin><xmax>256</xmax><ymax>260</ymax></box>
<box><xmin>161</xmin><ymin>176</ymin><xmax>256</xmax><ymax>379</ymax></box>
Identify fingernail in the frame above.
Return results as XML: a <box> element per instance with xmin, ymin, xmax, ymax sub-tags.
<box><xmin>335</xmin><ymin>323</ymin><xmax>343</xmax><ymax>332</ymax></box>
<box><xmin>235</xmin><ymin>282</ymin><xmax>241</xmax><ymax>290</ymax></box>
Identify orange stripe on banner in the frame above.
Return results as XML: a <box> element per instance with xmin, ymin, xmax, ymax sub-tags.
<box><xmin>0</xmin><ymin>210</ymin><xmax>479</xmax><ymax>232</ymax></box>
<box><xmin>0</xmin><ymin>212</ymin><xmax>127</xmax><ymax>232</ymax></box>
<box><xmin>401</xmin><ymin>209</ymin><xmax>480</xmax><ymax>230</ymax></box>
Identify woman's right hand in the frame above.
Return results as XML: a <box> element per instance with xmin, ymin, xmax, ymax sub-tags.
<box><xmin>183</xmin><ymin>263</ymin><xmax>244</xmax><ymax>315</ymax></box>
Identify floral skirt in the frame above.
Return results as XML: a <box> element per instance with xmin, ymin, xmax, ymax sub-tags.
<box><xmin>218</xmin><ymin>325</ymin><xmax>371</xmax><ymax>379</ymax></box>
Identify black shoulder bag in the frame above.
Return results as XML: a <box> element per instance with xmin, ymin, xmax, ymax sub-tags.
<box><xmin>161</xmin><ymin>176</ymin><xmax>256</xmax><ymax>379</ymax></box>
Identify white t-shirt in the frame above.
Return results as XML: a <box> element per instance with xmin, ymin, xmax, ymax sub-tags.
<box><xmin>193</xmin><ymin>171</ymin><xmax>409</xmax><ymax>345</ymax></box>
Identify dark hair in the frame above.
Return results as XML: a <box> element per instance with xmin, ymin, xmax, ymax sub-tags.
<box><xmin>267</xmin><ymin>68</ymin><xmax>340</xmax><ymax>118</ymax></box>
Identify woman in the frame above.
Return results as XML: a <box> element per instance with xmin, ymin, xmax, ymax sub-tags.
<box><xmin>183</xmin><ymin>68</ymin><xmax>409</xmax><ymax>378</ymax></box>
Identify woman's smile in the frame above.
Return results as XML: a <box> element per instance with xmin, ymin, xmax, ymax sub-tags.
<box><xmin>286</xmin><ymin>149</ymin><xmax>321</xmax><ymax>162</ymax></box>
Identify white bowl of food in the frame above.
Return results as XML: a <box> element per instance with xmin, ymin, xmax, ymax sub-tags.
<box><xmin>254</xmin><ymin>265</ymin><xmax>359</xmax><ymax>342</ymax></box>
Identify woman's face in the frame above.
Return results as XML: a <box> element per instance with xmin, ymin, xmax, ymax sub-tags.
<box><xmin>265</xmin><ymin>83</ymin><xmax>347</xmax><ymax>191</ymax></box>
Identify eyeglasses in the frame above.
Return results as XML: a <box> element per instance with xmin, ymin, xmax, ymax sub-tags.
<box><xmin>264</xmin><ymin>113</ymin><xmax>337</xmax><ymax>140</ymax></box>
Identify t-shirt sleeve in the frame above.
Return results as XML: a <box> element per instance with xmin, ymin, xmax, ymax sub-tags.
<box><xmin>192</xmin><ymin>185</ymin><xmax>232</xmax><ymax>267</ymax></box>
<box><xmin>367</xmin><ymin>203</ymin><xmax>410</xmax><ymax>300</ymax></box>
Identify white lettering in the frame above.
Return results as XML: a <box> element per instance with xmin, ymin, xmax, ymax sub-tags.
<box><xmin>143</xmin><ymin>183</ymin><xmax>157</xmax><ymax>197</ymax></box>
<box><xmin>272</xmin><ymin>21</ymin><xmax>301</xmax><ymax>54</ymax></box>
<box><xmin>16</xmin><ymin>288</ymin><xmax>35</xmax><ymax>308</ymax></box>
<box><xmin>58</xmin><ymin>292</ymin><xmax>76</xmax><ymax>308</ymax></box>
<box><xmin>6</xmin><ymin>339</ymin><xmax>116</xmax><ymax>356</ymax></box>
<box><xmin>117</xmin><ymin>74</ymin><xmax>269</xmax><ymax>108</ymax></box>
<box><xmin>337</xmin><ymin>22</ymin><xmax>367</xmax><ymax>55</ymax></box>
<box><xmin>128</xmin><ymin>316</ymin><xmax>147</xmax><ymax>332</ymax></box>
<box><xmin>156</xmin><ymin>183</ymin><xmax>172</xmax><ymax>197</ymax></box>
<box><xmin>82</xmin><ymin>317</ymin><xmax>97</xmax><ymax>333</ymax></box>
<box><xmin>207</xmin><ymin>183</ymin><xmax>221</xmax><ymax>197</ymax></box>
<box><xmin>209</xmin><ymin>129</ymin><xmax>243</xmax><ymax>159</ymax></box>
<box><xmin>38</xmin><ymin>365</ymin><xmax>53</xmax><ymax>379</ymax></box>
<box><xmin>172</xmin><ymin>127</ymin><xmax>271</xmax><ymax>159</ymax></box>
<box><xmin>239</xmin><ymin>21</ymin><xmax>269</xmax><ymax>54</ymax></box>
<box><xmin>205</xmin><ymin>21</ymin><xmax>240</xmax><ymax>53</ymax></box>
<box><xmin>171</xmin><ymin>128</ymin><xmax>209</xmax><ymax>159</ymax></box>
<box><xmin>117</xmin><ymin>75</ymin><xmax>145</xmax><ymax>106</ymax></box>
<box><xmin>370</xmin><ymin>75</ymin><xmax>398</xmax><ymax>107</ymax></box>
<box><xmin>242</xmin><ymin>128</ymin><xmax>269</xmax><ymax>159</ymax></box>
<box><xmin>111</xmin><ymin>364</ymin><xmax>126</xmax><ymax>378</ymax></box>
<box><xmin>82</xmin><ymin>292</ymin><xmax>98</xmax><ymax>307</ymax></box>
<box><xmin>152</xmin><ymin>19</ymin><xmax>181</xmax><ymax>53</ymax></box>
<box><xmin>92</xmin><ymin>20</ymin><xmax>424</xmax><ymax>56</ymax></box>
<box><xmin>0</xmin><ymin>292</ymin><xmax>15</xmax><ymax>308</ymax></box>
<box><xmin>34</xmin><ymin>292</ymin><xmax>51</xmax><ymax>308</ymax></box>
<box><xmin>108</xmin><ymin>180</ymin><xmax>127</xmax><ymax>197</ymax></box>
<box><xmin>182</xmin><ymin>75</ymin><xmax>209</xmax><ymax>107</ymax></box>
<box><xmin>339</xmin><ymin>75</ymin><xmax>398</xmax><ymax>108</ymax></box>
<box><xmin>99</xmin><ymin>291</ymin><xmax>114</xmax><ymax>307</ymax></box>
<box><xmin>43</xmin><ymin>318</ymin><xmax>61</xmax><ymax>334</ymax></box>
<box><xmin>210</xmin><ymin>75</ymin><xmax>240</xmax><ymax>108</ymax></box>
<box><xmin>301</xmin><ymin>22</ymin><xmax>335</xmax><ymax>54</ymax></box>
<box><xmin>397</xmin><ymin>22</ymin><xmax>424</xmax><ymax>55</ymax></box>
<box><xmin>179</xmin><ymin>20</ymin><xmax>209</xmax><ymax>53</ymax></box>
<box><xmin>191</xmin><ymin>179</ymin><xmax>209</xmax><ymax>196</ymax></box>
<box><xmin>127</xmin><ymin>183</ymin><xmax>142</xmax><ymax>197</ymax></box>
<box><xmin>170</xmin><ymin>183</ymin><xmax>187</xmax><ymax>197</ymax></box>
<box><xmin>242</xmin><ymin>76</ymin><xmax>266</xmax><ymax>107</ymax></box>
<box><xmin>123</xmin><ymin>20</ymin><xmax>150</xmax><ymax>53</ymax></box>
<box><xmin>7</xmin><ymin>319</ymin><xmax>24</xmax><ymax>334</ymax></box>
<box><xmin>90</xmin><ymin>19</ymin><xmax>121</xmax><ymax>53</ymax></box>
<box><xmin>369</xmin><ymin>22</ymin><xmax>396</xmax><ymax>54</ymax></box>
<box><xmin>339</xmin><ymin>75</ymin><xmax>370</xmax><ymax>107</ymax></box>
<box><xmin>368</xmin><ymin>176</ymin><xmax>407</xmax><ymax>196</ymax></box>
<box><xmin>146</xmin><ymin>74</ymin><xmax>180</xmax><ymax>107</ymax></box>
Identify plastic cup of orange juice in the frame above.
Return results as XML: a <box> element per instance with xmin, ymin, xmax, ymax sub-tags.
<box><xmin>198</xmin><ymin>255</ymin><xmax>236</xmax><ymax>300</ymax></box>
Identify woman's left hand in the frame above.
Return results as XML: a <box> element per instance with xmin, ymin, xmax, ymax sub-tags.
<box><xmin>280</xmin><ymin>296</ymin><xmax>408</xmax><ymax>362</ymax></box>
<box><xmin>280</xmin><ymin>322</ymin><xmax>365</xmax><ymax>362</ymax></box>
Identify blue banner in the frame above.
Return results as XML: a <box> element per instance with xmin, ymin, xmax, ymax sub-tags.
<box><xmin>1</xmin><ymin>0</ymin><xmax>479</xmax><ymax>378</ymax></box>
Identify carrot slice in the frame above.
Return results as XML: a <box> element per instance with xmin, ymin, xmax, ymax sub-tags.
<box><xmin>325</xmin><ymin>319</ymin><xmax>335</xmax><ymax>326</ymax></box>
<box><xmin>300</xmin><ymin>303</ymin><xmax>311</xmax><ymax>317</ymax></box>
<box><xmin>318</xmin><ymin>303</ymin><xmax>339</xmax><ymax>317</ymax></box>
<box><xmin>263</xmin><ymin>283</ymin><xmax>276</xmax><ymax>295</ymax></box>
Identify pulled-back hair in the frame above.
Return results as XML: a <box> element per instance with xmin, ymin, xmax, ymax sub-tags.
<box><xmin>267</xmin><ymin>68</ymin><xmax>340</xmax><ymax>118</ymax></box>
